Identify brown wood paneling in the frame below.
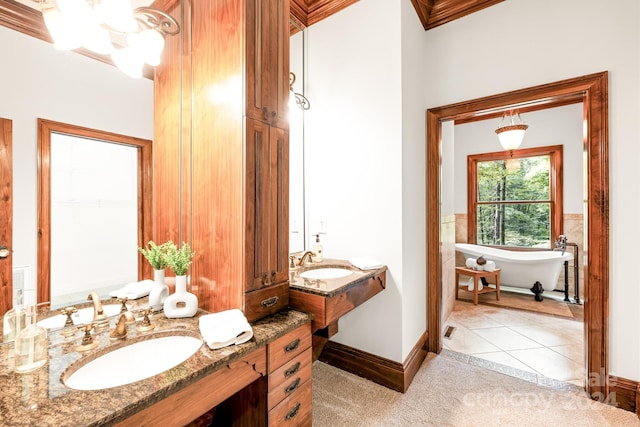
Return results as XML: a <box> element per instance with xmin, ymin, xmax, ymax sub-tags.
<box><xmin>427</xmin><ymin>71</ymin><xmax>609</xmax><ymax>399</ymax></box>
<box><xmin>0</xmin><ymin>118</ymin><xmax>12</xmax><ymax>315</ymax></box>
<box><xmin>608</xmin><ymin>375</ymin><xmax>639</xmax><ymax>413</ymax></box>
<box><xmin>268</xmin><ymin>379</ymin><xmax>312</xmax><ymax>426</ymax></box>
<box><xmin>319</xmin><ymin>331</ymin><xmax>427</xmax><ymax>393</ymax></box>
<box><xmin>411</xmin><ymin>0</ymin><xmax>505</xmax><ymax>31</ymax></box>
<box><xmin>290</xmin><ymin>0</ymin><xmax>358</xmax><ymax>30</ymax></box>
<box><xmin>190</xmin><ymin>0</ymin><xmax>245</xmax><ymax>313</ymax></box>
<box><xmin>268</xmin><ymin>348</ymin><xmax>312</xmax><ymax>410</ymax></box>
<box><xmin>244</xmin><ymin>281</ymin><xmax>290</xmax><ymax>322</ymax></box>
<box><xmin>324</xmin><ymin>273</ymin><xmax>386</xmax><ymax>325</ymax></box>
<box><xmin>268</xmin><ymin>322</ymin><xmax>312</xmax><ymax>372</ymax></box>
<box><xmin>114</xmin><ymin>347</ymin><xmax>267</xmax><ymax>426</ymax></box>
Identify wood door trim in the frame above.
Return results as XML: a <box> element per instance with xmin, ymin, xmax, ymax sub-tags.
<box><xmin>0</xmin><ymin>118</ymin><xmax>12</xmax><ymax>315</ymax></box>
<box><xmin>36</xmin><ymin>119</ymin><xmax>153</xmax><ymax>304</ymax></box>
<box><xmin>426</xmin><ymin>71</ymin><xmax>609</xmax><ymax>399</ymax></box>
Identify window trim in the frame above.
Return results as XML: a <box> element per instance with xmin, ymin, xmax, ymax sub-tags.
<box><xmin>467</xmin><ymin>144</ymin><xmax>564</xmax><ymax>248</ymax></box>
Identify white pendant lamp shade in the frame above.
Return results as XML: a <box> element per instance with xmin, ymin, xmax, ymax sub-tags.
<box><xmin>495</xmin><ymin>113</ymin><xmax>528</xmax><ymax>153</ymax></box>
<box><xmin>39</xmin><ymin>0</ymin><xmax>180</xmax><ymax>78</ymax></box>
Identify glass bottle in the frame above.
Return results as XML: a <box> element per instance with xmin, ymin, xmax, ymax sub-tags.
<box><xmin>14</xmin><ymin>304</ymin><xmax>48</xmax><ymax>374</ymax></box>
<box><xmin>3</xmin><ymin>289</ymin><xmax>26</xmax><ymax>342</ymax></box>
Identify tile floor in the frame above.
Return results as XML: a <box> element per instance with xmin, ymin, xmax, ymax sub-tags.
<box><xmin>443</xmin><ymin>299</ymin><xmax>584</xmax><ymax>388</ymax></box>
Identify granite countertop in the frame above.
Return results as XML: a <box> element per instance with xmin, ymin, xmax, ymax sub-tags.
<box><xmin>0</xmin><ymin>305</ymin><xmax>310</xmax><ymax>427</ymax></box>
<box><xmin>288</xmin><ymin>258</ymin><xmax>387</xmax><ymax>298</ymax></box>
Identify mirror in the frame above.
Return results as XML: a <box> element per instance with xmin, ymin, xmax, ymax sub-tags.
<box><xmin>289</xmin><ymin>22</ymin><xmax>306</xmax><ymax>253</ymax></box>
<box><xmin>0</xmin><ymin>21</ymin><xmax>155</xmax><ymax>320</ymax></box>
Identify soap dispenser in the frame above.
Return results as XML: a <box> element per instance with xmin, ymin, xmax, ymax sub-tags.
<box><xmin>312</xmin><ymin>234</ymin><xmax>324</xmax><ymax>263</ymax></box>
<box><xmin>3</xmin><ymin>289</ymin><xmax>26</xmax><ymax>342</ymax></box>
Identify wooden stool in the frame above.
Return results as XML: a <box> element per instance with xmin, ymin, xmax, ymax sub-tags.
<box><xmin>455</xmin><ymin>267</ymin><xmax>501</xmax><ymax>305</ymax></box>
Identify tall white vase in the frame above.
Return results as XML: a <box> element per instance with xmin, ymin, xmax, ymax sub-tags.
<box><xmin>148</xmin><ymin>269</ymin><xmax>169</xmax><ymax>311</ymax></box>
<box><xmin>163</xmin><ymin>275</ymin><xmax>198</xmax><ymax>318</ymax></box>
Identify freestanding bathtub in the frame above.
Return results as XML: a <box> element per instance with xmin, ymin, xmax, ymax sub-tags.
<box><xmin>455</xmin><ymin>243</ymin><xmax>574</xmax><ymax>293</ymax></box>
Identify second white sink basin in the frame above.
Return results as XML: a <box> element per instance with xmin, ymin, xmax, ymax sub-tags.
<box><xmin>37</xmin><ymin>304</ymin><xmax>122</xmax><ymax>329</ymax></box>
<box><xmin>63</xmin><ymin>333</ymin><xmax>202</xmax><ymax>390</ymax></box>
<box><xmin>300</xmin><ymin>267</ymin><xmax>353</xmax><ymax>280</ymax></box>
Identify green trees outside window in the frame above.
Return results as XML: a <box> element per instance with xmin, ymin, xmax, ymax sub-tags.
<box><xmin>468</xmin><ymin>145</ymin><xmax>563</xmax><ymax>249</ymax></box>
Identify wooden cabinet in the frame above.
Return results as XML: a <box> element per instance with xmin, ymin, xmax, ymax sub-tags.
<box><xmin>246</xmin><ymin>0</ymin><xmax>290</xmax><ymax>130</ymax></box>
<box><xmin>246</xmin><ymin>120</ymin><xmax>289</xmax><ymax>292</ymax></box>
<box><xmin>267</xmin><ymin>323</ymin><xmax>313</xmax><ymax>426</ymax></box>
<box><xmin>153</xmin><ymin>0</ymin><xmax>290</xmax><ymax>321</ymax></box>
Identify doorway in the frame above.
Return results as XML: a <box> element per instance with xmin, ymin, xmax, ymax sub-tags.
<box><xmin>426</xmin><ymin>72</ymin><xmax>609</xmax><ymax>398</ymax></box>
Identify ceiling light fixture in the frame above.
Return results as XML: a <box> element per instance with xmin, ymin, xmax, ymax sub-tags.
<box><xmin>35</xmin><ymin>0</ymin><xmax>180</xmax><ymax>78</ymax></box>
<box><xmin>289</xmin><ymin>72</ymin><xmax>310</xmax><ymax>110</ymax></box>
<box><xmin>495</xmin><ymin>112</ymin><xmax>528</xmax><ymax>156</ymax></box>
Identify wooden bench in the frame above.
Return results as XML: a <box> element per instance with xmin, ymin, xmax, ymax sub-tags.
<box><xmin>455</xmin><ymin>266</ymin><xmax>501</xmax><ymax>305</ymax></box>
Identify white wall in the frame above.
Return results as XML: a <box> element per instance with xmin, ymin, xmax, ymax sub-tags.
<box><xmin>422</xmin><ymin>0</ymin><xmax>640</xmax><ymax>381</ymax></box>
<box><xmin>454</xmin><ymin>103</ymin><xmax>584</xmax><ymax>214</ymax></box>
<box><xmin>305</xmin><ymin>0</ymin><xmax>407</xmax><ymax>362</ymax></box>
<box><xmin>0</xmin><ymin>25</ymin><xmax>153</xmax><ymax>302</ymax></box>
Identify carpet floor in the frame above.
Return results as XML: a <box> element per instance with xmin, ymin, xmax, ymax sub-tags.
<box><xmin>312</xmin><ymin>353</ymin><xmax>639</xmax><ymax>426</ymax></box>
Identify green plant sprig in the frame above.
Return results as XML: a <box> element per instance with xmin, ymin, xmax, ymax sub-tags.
<box><xmin>166</xmin><ymin>242</ymin><xmax>194</xmax><ymax>276</ymax></box>
<box><xmin>138</xmin><ymin>240</ymin><xmax>171</xmax><ymax>270</ymax></box>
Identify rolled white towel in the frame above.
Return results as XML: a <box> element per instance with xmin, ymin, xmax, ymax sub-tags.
<box><xmin>108</xmin><ymin>279</ymin><xmax>154</xmax><ymax>299</ymax></box>
<box><xmin>465</xmin><ymin>258</ymin><xmax>478</xmax><ymax>269</ymax></box>
<box><xmin>199</xmin><ymin>309</ymin><xmax>253</xmax><ymax>350</ymax></box>
<box><xmin>466</xmin><ymin>277</ymin><xmax>483</xmax><ymax>291</ymax></box>
<box><xmin>483</xmin><ymin>260</ymin><xmax>496</xmax><ymax>272</ymax></box>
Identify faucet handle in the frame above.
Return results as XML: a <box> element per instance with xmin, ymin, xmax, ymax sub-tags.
<box><xmin>75</xmin><ymin>323</ymin><xmax>99</xmax><ymax>352</ymax></box>
<box><xmin>116</xmin><ymin>297</ymin><xmax>129</xmax><ymax>313</ymax></box>
<box><xmin>136</xmin><ymin>308</ymin><xmax>155</xmax><ymax>332</ymax></box>
<box><xmin>60</xmin><ymin>306</ymin><xmax>78</xmax><ymax>327</ymax></box>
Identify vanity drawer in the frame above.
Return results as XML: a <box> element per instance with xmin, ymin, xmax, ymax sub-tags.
<box><xmin>268</xmin><ymin>322</ymin><xmax>311</xmax><ymax>372</ymax></box>
<box><xmin>268</xmin><ymin>379</ymin><xmax>312</xmax><ymax>427</ymax></box>
<box><xmin>244</xmin><ymin>281</ymin><xmax>290</xmax><ymax>322</ymax></box>
<box><xmin>268</xmin><ymin>347</ymin><xmax>312</xmax><ymax>410</ymax></box>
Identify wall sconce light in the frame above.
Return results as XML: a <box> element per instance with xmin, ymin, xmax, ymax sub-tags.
<box><xmin>495</xmin><ymin>112</ymin><xmax>528</xmax><ymax>156</ymax></box>
<box><xmin>289</xmin><ymin>72</ymin><xmax>310</xmax><ymax>110</ymax></box>
<box><xmin>35</xmin><ymin>0</ymin><xmax>180</xmax><ymax>78</ymax></box>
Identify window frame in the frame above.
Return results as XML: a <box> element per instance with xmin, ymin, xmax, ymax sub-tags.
<box><xmin>467</xmin><ymin>145</ymin><xmax>564</xmax><ymax>248</ymax></box>
<box><xmin>37</xmin><ymin>119</ymin><xmax>153</xmax><ymax>304</ymax></box>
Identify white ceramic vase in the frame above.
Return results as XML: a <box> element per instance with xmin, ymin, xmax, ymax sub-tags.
<box><xmin>148</xmin><ymin>269</ymin><xmax>169</xmax><ymax>311</ymax></box>
<box><xmin>163</xmin><ymin>275</ymin><xmax>198</xmax><ymax>318</ymax></box>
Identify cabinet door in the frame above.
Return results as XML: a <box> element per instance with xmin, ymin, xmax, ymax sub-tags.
<box><xmin>269</xmin><ymin>126</ymin><xmax>289</xmax><ymax>285</ymax></box>
<box><xmin>246</xmin><ymin>0</ymin><xmax>290</xmax><ymax>130</ymax></box>
<box><xmin>246</xmin><ymin>120</ymin><xmax>289</xmax><ymax>292</ymax></box>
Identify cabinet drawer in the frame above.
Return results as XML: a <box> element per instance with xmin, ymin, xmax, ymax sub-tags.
<box><xmin>268</xmin><ymin>379</ymin><xmax>312</xmax><ymax>427</ymax></box>
<box><xmin>268</xmin><ymin>322</ymin><xmax>311</xmax><ymax>372</ymax></box>
<box><xmin>268</xmin><ymin>348</ymin><xmax>312</xmax><ymax>410</ymax></box>
<box><xmin>244</xmin><ymin>281</ymin><xmax>289</xmax><ymax>322</ymax></box>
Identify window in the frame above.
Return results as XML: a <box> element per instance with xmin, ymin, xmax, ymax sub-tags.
<box><xmin>468</xmin><ymin>145</ymin><xmax>563</xmax><ymax>248</ymax></box>
<box><xmin>37</xmin><ymin>119</ymin><xmax>152</xmax><ymax>305</ymax></box>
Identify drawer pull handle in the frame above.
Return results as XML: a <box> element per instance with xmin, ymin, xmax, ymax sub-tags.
<box><xmin>284</xmin><ymin>362</ymin><xmax>301</xmax><ymax>377</ymax></box>
<box><xmin>284</xmin><ymin>338</ymin><xmax>300</xmax><ymax>353</ymax></box>
<box><xmin>285</xmin><ymin>377</ymin><xmax>301</xmax><ymax>394</ymax></box>
<box><xmin>262</xmin><ymin>272</ymin><xmax>269</xmax><ymax>285</ymax></box>
<box><xmin>285</xmin><ymin>402</ymin><xmax>301</xmax><ymax>421</ymax></box>
<box><xmin>261</xmin><ymin>296</ymin><xmax>279</xmax><ymax>308</ymax></box>
<box><xmin>271</xmin><ymin>270</ymin><xmax>277</xmax><ymax>280</ymax></box>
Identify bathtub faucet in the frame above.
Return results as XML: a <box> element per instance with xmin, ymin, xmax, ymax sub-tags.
<box><xmin>554</xmin><ymin>235</ymin><xmax>567</xmax><ymax>255</ymax></box>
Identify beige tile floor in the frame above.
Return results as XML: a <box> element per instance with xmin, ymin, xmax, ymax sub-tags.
<box><xmin>443</xmin><ymin>299</ymin><xmax>584</xmax><ymax>387</ymax></box>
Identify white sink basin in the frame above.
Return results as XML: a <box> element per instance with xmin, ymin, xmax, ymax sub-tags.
<box><xmin>37</xmin><ymin>304</ymin><xmax>122</xmax><ymax>329</ymax></box>
<box><xmin>63</xmin><ymin>334</ymin><xmax>202</xmax><ymax>390</ymax></box>
<box><xmin>300</xmin><ymin>267</ymin><xmax>353</xmax><ymax>280</ymax></box>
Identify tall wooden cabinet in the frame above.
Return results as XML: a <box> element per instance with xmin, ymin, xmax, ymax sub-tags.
<box><xmin>154</xmin><ymin>0</ymin><xmax>290</xmax><ymax>321</ymax></box>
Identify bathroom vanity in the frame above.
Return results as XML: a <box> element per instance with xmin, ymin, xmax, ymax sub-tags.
<box><xmin>0</xmin><ymin>308</ymin><xmax>312</xmax><ymax>426</ymax></box>
<box><xmin>288</xmin><ymin>259</ymin><xmax>387</xmax><ymax>359</ymax></box>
